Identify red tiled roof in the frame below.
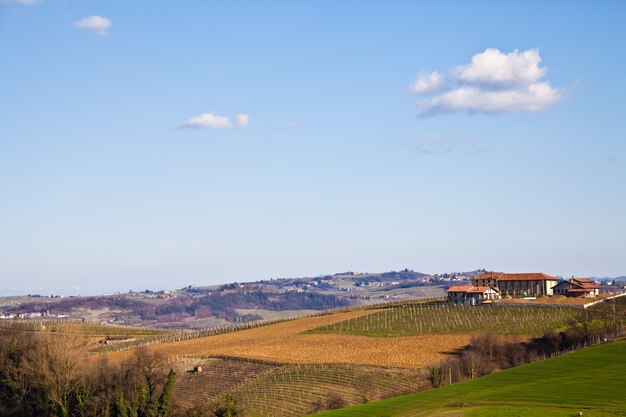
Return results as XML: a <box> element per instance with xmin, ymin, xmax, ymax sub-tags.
<box><xmin>447</xmin><ymin>285</ymin><xmax>473</xmax><ymax>292</ymax></box>
<box><xmin>475</xmin><ymin>272</ymin><xmax>558</xmax><ymax>282</ymax></box>
<box><xmin>572</xmin><ymin>278</ymin><xmax>594</xmax><ymax>283</ymax></box>
<box><xmin>467</xmin><ymin>286</ymin><xmax>495</xmax><ymax>293</ymax></box>
<box><xmin>475</xmin><ymin>272</ymin><xmax>503</xmax><ymax>280</ymax></box>
<box><xmin>447</xmin><ymin>285</ymin><xmax>496</xmax><ymax>293</ymax></box>
<box><xmin>570</xmin><ymin>278</ymin><xmax>600</xmax><ymax>289</ymax></box>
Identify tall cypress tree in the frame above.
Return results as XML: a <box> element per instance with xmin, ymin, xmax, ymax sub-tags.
<box><xmin>157</xmin><ymin>369</ymin><xmax>175</xmax><ymax>417</ymax></box>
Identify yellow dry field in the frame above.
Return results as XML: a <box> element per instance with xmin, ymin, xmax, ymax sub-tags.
<box><xmin>106</xmin><ymin>310</ymin><xmax>472</xmax><ymax>369</ymax></box>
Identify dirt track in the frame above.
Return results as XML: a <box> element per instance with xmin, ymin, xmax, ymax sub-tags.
<box><xmin>106</xmin><ymin>310</ymin><xmax>472</xmax><ymax>368</ymax></box>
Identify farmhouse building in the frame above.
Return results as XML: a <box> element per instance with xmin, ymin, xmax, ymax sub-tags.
<box><xmin>553</xmin><ymin>278</ymin><xmax>600</xmax><ymax>297</ymax></box>
<box><xmin>472</xmin><ymin>272</ymin><xmax>559</xmax><ymax>296</ymax></box>
<box><xmin>447</xmin><ymin>285</ymin><xmax>500</xmax><ymax>306</ymax></box>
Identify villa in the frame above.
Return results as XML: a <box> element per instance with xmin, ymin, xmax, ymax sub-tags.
<box><xmin>472</xmin><ymin>272</ymin><xmax>559</xmax><ymax>296</ymax></box>
<box><xmin>447</xmin><ymin>285</ymin><xmax>500</xmax><ymax>306</ymax></box>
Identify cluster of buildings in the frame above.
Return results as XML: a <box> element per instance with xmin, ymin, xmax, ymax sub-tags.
<box><xmin>447</xmin><ymin>272</ymin><xmax>601</xmax><ymax>306</ymax></box>
<box><xmin>0</xmin><ymin>311</ymin><xmax>71</xmax><ymax>319</ymax></box>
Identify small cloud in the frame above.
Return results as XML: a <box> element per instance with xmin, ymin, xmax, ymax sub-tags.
<box><xmin>405</xmin><ymin>134</ymin><xmax>487</xmax><ymax>155</ymax></box>
<box><xmin>74</xmin><ymin>16</ymin><xmax>112</xmax><ymax>36</ymax></box>
<box><xmin>235</xmin><ymin>114</ymin><xmax>250</xmax><ymax>128</ymax></box>
<box><xmin>278</xmin><ymin>122</ymin><xmax>297</xmax><ymax>131</ymax></box>
<box><xmin>409</xmin><ymin>48</ymin><xmax>563</xmax><ymax>116</ymax></box>
<box><xmin>179</xmin><ymin>112</ymin><xmax>250</xmax><ymax>129</ymax></box>
<box><xmin>408</xmin><ymin>71</ymin><xmax>446</xmax><ymax>94</ymax></box>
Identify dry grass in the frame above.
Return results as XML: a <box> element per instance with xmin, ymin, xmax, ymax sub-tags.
<box><xmin>105</xmin><ymin>310</ymin><xmax>472</xmax><ymax>368</ymax></box>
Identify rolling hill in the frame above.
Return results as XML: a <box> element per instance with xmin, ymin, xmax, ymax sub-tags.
<box><xmin>310</xmin><ymin>339</ymin><xmax>626</xmax><ymax>417</ymax></box>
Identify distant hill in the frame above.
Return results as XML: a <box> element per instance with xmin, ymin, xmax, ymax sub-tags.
<box><xmin>0</xmin><ymin>268</ymin><xmax>482</xmax><ymax>329</ymax></box>
<box><xmin>591</xmin><ymin>275</ymin><xmax>626</xmax><ymax>281</ymax></box>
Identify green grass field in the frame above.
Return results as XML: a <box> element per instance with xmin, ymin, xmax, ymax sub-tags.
<box><xmin>310</xmin><ymin>339</ymin><xmax>626</xmax><ymax>417</ymax></box>
<box><xmin>311</xmin><ymin>304</ymin><xmax>579</xmax><ymax>337</ymax></box>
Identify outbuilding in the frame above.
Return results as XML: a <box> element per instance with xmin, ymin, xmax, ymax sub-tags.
<box><xmin>447</xmin><ymin>285</ymin><xmax>500</xmax><ymax>306</ymax></box>
<box><xmin>553</xmin><ymin>278</ymin><xmax>600</xmax><ymax>297</ymax></box>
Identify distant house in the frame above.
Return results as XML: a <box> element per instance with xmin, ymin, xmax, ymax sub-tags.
<box><xmin>472</xmin><ymin>272</ymin><xmax>559</xmax><ymax>296</ymax></box>
<box><xmin>447</xmin><ymin>285</ymin><xmax>500</xmax><ymax>306</ymax></box>
<box><xmin>553</xmin><ymin>278</ymin><xmax>600</xmax><ymax>297</ymax></box>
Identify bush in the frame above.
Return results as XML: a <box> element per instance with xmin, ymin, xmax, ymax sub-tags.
<box><xmin>213</xmin><ymin>394</ymin><xmax>238</xmax><ymax>417</ymax></box>
<box><xmin>326</xmin><ymin>391</ymin><xmax>347</xmax><ymax>410</ymax></box>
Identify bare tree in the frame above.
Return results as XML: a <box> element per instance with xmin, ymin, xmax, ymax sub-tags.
<box><xmin>0</xmin><ymin>331</ymin><xmax>38</xmax><ymax>412</ymax></box>
<box><xmin>121</xmin><ymin>347</ymin><xmax>170</xmax><ymax>417</ymax></box>
<box><xmin>566</xmin><ymin>309</ymin><xmax>598</xmax><ymax>344</ymax></box>
<box><xmin>26</xmin><ymin>334</ymin><xmax>88</xmax><ymax>417</ymax></box>
<box><xmin>427</xmin><ymin>364</ymin><xmax>447</xmax><ymax>388</ymax></box>
<box><xmin>594</xmin><ymin>301</ymin><xmax>622</xmax><ymax>341</ymax></box>
<box><xmin>461</xmin><ymin>350</ymin><xmax>484</xmax><ymax>380</ymax></box>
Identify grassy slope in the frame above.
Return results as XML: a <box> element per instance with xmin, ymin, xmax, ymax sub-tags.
<box><xmin>311</xmin><ymin>340</ymin><xmax>626</xmax><ymax>417</ymax></box>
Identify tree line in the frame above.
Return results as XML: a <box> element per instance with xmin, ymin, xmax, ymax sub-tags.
<box><xmin>0</xmin><ymin>332</ymin><xmax>178</xmax><ymax>417</ymax></box>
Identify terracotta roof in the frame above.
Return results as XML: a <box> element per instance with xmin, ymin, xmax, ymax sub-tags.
<box><xmin>447</xmin><ymin>285</ymin><xmax>473</xmax><ymax>292</ymax></box>
<box><xmin>467</xmin><ymin>286</ymin><xmax>495</xmax><ymax>293</ymax></box>
<box><xmin>570</xmin><ymin>278</ymin><xmax>599</xmax><ymax>289</ymax></box>
<box><xmin>475</xmin><ymin>272</ymin><xmax>503</xmax><ymax>280</ymax></box>
<box><xmin>447</xmin><ymin>285</ymin><xmax>495</xmax><ymax>293</ymax></box>
<box><xmin>475</xmin><ymin>272</ymin><xmax>558</xmax><ymax>282</ymax></box>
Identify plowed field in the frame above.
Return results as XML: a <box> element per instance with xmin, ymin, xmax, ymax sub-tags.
<box><xmin>106</xmin><ymin>310</ymin><xmax>472</xmax><ymax>368</ymax></box>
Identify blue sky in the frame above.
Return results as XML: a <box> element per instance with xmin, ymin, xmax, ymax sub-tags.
<box><xmin>1</xmin><ymin>1</ymin><xmax>625</xmax><ymax>295</ymax></box>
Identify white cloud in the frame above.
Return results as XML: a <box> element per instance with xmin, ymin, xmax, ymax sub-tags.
<box><xmin>74</xmin><ymin>16</ymin><xmax>112</xmax><ymax>36</ymax></box>
<box><xmin>408</xmin><ymin>71</ymin><xmax>446</xmax><ymax>94</ymax></box>
<box><xmin>409</xmin><ymin>48</ymin><xmax>563</xmax><ymax>116</ymax></box>
<box><xmin>420</xmin><ymin>82</ymin><xmax>561</xmax><ymax>115</ymax></box>
<box><xmin>235</xmin><ymin>114</ymin><xmax>250</xmax><ymax>128</ymax></box>
<box><xmin>455</xmin><ymin>48</ymin><xmax>546</xmax><ymax>86</ymax></box>
<box><xmin>180</xmin><ymin>112</ymin><xmax>250</xmax><ymax>129</ymax></box>
<box><xmin>405</xmin><ymin>133</ymin><xmax>487</xmax><ymax>155</ymax></box>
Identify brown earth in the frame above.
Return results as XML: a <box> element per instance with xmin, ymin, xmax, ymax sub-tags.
<box><xmin>105</xmin><ymin>310</ymin><xmax>473</xmax><ymax>368</ymax></box>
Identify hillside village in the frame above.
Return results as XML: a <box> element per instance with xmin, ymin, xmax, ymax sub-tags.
<box><xmin>0</xmin><ymin>269</ymin><xmax>480</xmax><ymax>324</ymax></box>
